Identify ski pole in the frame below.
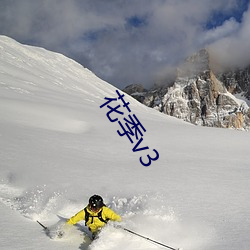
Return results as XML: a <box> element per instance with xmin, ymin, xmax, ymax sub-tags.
<box><xmin>122</xmin><ymin>227</ymin><xmax>180</xmax><ymax>250</ymax></box>
<box><xmin>37</xmin><ymin>220</ymin><xmax>48</xmax><ymax>231</ymax></box>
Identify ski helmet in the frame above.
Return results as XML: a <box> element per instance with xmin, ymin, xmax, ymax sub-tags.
<box><xmin>89</xmin><ymin>195</ymin><xmax>104</xmax><ymax>210</ymax></box>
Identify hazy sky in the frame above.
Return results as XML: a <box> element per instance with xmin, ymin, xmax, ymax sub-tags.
<box><xmin>0</xmin><ymin>0</ymin><xmax>249</xmax><ymax>88</ymax></box>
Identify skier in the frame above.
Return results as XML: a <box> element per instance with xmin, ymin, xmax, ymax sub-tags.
<box><xmin>66</xmin><ymin>194</ymin><xmax>122</xmax><ymax>239</ymax></box>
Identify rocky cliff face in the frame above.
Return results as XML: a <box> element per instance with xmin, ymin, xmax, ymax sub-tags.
<box><xmin>123</xmin><ymin>49</ymin><xmax>250</xmax><ymax>130</ymax></box>
<box><xmin>217</xmin><ymin>66</ymin><xmax>250</xmax><ymax>99</ymax></box>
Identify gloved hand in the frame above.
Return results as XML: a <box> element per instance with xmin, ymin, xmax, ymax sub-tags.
<box><xmin>56</xmin><ymin>230</ymin><xmax>64</xmax><ymax>238</ymax></box>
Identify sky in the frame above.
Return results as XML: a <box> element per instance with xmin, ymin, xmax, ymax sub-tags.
<box><xmin>0</xmin><ymin>0</ymin><xmax>249</xmax><ymax>89</ymax></box>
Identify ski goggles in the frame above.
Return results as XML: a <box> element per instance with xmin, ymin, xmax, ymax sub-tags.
<box><xmin>89</xmin><ymin>204</ymin><xmax>101</xmax><ymax>212</ymax></box>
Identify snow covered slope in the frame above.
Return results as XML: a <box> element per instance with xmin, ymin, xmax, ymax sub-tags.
<box><xmin>0</xmin><ymin>36</ymin><xmax>250</xmax><ymax>250</ymax></box>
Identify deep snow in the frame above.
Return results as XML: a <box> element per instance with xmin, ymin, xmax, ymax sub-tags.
<box><xmin>0</xmin><ymin>36</ymin><xmax>250</xmax><ymax>250</ymax></box>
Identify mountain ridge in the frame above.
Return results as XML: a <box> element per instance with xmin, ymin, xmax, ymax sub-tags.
<box><xmin>123</xmin><ymin>49</ymin><xmax>250</xmax><ymax>130</ymax></box>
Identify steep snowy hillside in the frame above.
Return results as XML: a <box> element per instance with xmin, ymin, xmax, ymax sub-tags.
<box><xmin>0</xmin><ymin>36</ymin><xmax>250</xmax><ymax>250</ymax></box>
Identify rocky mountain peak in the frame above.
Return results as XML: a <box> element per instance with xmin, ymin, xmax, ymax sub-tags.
<box><xmin>177</xmin><ymin>49</ymin><xmax>210</xmax><ymax>78</ymax></box>
<box><xmin>123</xmin><ymin>49</ymin><xmax>250</xmax><ymax>130</ymax></box>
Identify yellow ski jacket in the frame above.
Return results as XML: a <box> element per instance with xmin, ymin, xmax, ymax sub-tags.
<box><xmin>67</xmin><ymin>206</ymin><xmax>121</xmax><ymax>233</ymax></box>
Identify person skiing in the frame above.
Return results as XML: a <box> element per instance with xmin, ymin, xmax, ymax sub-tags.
<box><xmin>66</xmin><ymin>194</ymin><xmax>121</xmax><ymax>239</ymax></box>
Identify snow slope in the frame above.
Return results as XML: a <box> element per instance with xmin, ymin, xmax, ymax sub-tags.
<box><xmin>0</xmin><ymin>35</ymin><xmax>250</xmax><ymax>250</ymax></box>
